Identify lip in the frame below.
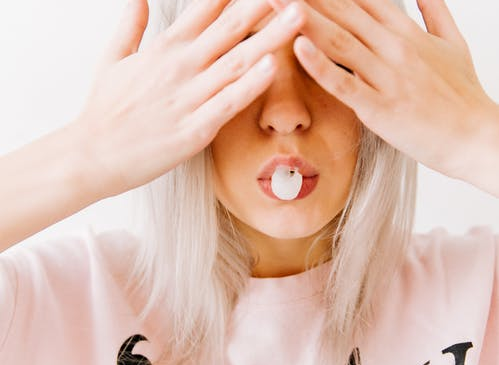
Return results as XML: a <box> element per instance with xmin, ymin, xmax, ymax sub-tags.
<box><xmin>256</xmin><ymin>155</ymin><xmax>319</xmax><ymax>201</ymax></box>
<box><xmin>257</xmin><ymin>155</ymin><xmax>319</xmax><ymax>180</ymax></box>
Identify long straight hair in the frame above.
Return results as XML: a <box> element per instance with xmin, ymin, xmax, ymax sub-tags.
<box><xmin>127</xmin><ymin>0</ymin><xmax>417</xmax><ymax>364</ymax></box>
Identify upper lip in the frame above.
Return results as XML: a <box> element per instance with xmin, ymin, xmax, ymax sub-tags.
<box><xmin>257</xmin><ymin>155</ymin><xmax>319</xmax><ymax>179</ymax></box>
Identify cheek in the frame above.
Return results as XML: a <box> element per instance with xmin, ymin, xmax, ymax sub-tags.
<box><xmin>211</xmin><ymin>125</ymin><xmax>255</xmax><ymax>210</ymax></box>
<box><xmin>210</xmin><ymin>108</ymin><xmax>361</xmax><ymax>239</ymax></box>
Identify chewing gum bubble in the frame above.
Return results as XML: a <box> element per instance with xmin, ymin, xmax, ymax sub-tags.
<box><xmin>271</xmin><ymin>165</ymin><xmax>303</xmax><ymax>200</ymax></box>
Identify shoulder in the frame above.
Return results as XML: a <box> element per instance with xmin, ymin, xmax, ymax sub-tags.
<box><xmin>392</xmin><ymin>225</ymin><xmax>498</xmax><ymax>308</ymax></box>
<box><xmin>90</xmin><ymin>228</ymin><xmax>141</xmax><ymax>271</ymax></box>
<box><xmin>365</xmin><ymin>227</ymin><xmax>498</xmax><ymax>365</ymax></box>
<box><xmin>1</xmin><ymin>226</ymin><xmax>141</xmax><ymax>286</ymax></box>
<box><xmin>405</xmin><ymin>225</ymin><xmax>497</xmax><ymax>280</ymax></box>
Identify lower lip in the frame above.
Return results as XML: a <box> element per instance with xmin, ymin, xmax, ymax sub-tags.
<box><xmin>257</xmin><ymin>175</ymin><xmax>319</xmax><ymax>201</ymax></box>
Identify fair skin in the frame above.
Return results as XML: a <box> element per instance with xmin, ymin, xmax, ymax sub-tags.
<box><xmin>268</xmin><ymin>0</ymin><xmax>499</xmax><ymax>194</ymax></box>
<box><xmin>0</xmin><ymin>0</ymin><xmax>498</xmax><ymax>278</ymax></box>
<box><xmin>211</xmin><ymin>10</ymin><xmax>360</xmax><ymax>277</ymax></box>
<box><xmin>216</xmin><ymin>0</ymin><xmax>499</xmax><ymax>276</ymax></box>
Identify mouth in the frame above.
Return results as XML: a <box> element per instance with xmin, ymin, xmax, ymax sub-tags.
<box><xmin>257</xmin><ymin>155</ymin><xmax>319</xmax><ymax>200</ymax></box>
<box><xmin>257</xmin><ymin>175</ymin><xmax>319</xmax><ymax>200</ymax></box>
<box><xmin>257</xmin><ymin>155</ymin><xmax>319</xmax><ymax>180</ymax></box>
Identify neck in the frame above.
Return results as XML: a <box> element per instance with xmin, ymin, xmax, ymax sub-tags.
<box><xmin>234</xmin><ymin>219</ymin><xmax>331</xmax><ymax>278</ymax></box>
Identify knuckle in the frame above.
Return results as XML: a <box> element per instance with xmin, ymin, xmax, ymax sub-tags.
<box><xmin>191</xmin><ymin>126</ymin><xmax>212</xmax><ymax>144</ymax></box>
<box><xmin>315</xmin><ymin>56</ymin><xmax>328</xmax><ymax>77</ymax></box>
<box><xmin>223</xmin><ymin>54</ymin><xmax>247</xmax><ymax>75</ymax></box>
<box><xmin>220</xmin><ymin>15</ymin><xmax>247</xmax><ymax>36</ymax></box>
<box><xmin>163</xmin><ymin>57</ymin><xmax>186</xmax><ymax>82</ymax></box>
<box><xmin>393</xmin><ymin>38</ymin><xmax>416</xmax><ymax>64</ymax></box>
<box><xmin>329</xmin><ymin>0</ymin><xmax>353</xmax><ymax>13</ymax></box>
<box><xmin>329</xmin><ymin>29</ymin><xmax>353</xmax><ymax>53</ymax></box>
<box><xmin>383</xmin><ymin>95</ymin><xmax>398</xmax><ymax>111</ymax></box>
<box><xmin>333</xmin><ymin>74</ymin><xmax>357</xmax><ymax>95</ymax></box>
<box><xmin>219</xmin><ymin>96</ymin><xmax>237</xmax><ymax>116</ymax></box>
<box><xmin>164</xmin><ymin>93</ymin><xmax>183</xmax><ymax>113</ymax></box>
<box><xmin>182</xmin><ymin>115</ymin><xmax>212</xmax><ymax>144</ymax></box>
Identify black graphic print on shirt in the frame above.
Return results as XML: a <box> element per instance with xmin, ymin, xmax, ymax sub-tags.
<box><xmin>351</xmin><ymin>342</ymin><xmax>474</xmax><ymax>365</ymax></box>
<box><xmin>422</xmin><ymin>342</ymin><xmax>474</xmax><ymax>365</ymax></box>
<box><xmin>349</xmin><ymin>348</ymin><xmax>361</xmax><ymax>365</ymax></box>
<box><xmin>116</xmin><ymin>334</ymin><xmax>474</xmax><ymax>365</ymax></box>
<box><xmin>117</xmin><ymin>334</ymin><xmax>151</xmax><ymax>365</ymax></box>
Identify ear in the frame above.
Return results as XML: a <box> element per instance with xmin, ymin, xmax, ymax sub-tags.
<box><xmin>417</xmin><ymin>0</ymin><xmax>467</xmax><ymax>47</ymax></box>
<box><xmin>98</xmin><ymin>0</ymin><xmax>150</xmax><ymax>69</ymax></box>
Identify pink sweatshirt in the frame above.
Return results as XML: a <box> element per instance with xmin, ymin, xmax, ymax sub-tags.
<box><xmin>0</xmin><ymin>225</ymin><xmax>497</xmax><ymax>365</ymax></box>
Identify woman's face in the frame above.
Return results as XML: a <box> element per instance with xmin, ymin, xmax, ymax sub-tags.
<box><xmin>211</xmin><ymin>14</ymin><xmax>361</xmax><ymax>243</ymax></box>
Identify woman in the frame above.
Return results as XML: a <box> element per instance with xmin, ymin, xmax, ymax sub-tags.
<box><xmin>0</xmin><ymin>0</ymin><xmax>497</xmax><ymax>364</ymax></box>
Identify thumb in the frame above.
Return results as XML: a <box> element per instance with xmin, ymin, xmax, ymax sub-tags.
<box><xmin>99</xmin><ymin>0</ymin><xmax>149</xmax><ymax>68</ymax></box>
<box><xmin>417</xmin><ymin>0</ymin><xmax>466</xmax><ymax>48</ymax></box>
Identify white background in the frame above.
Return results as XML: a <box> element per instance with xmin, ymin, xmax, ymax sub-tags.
<box><xmin>0</xmin><ymin>0</ymin><xmax>498</xmax><ymax>248</ymax></box>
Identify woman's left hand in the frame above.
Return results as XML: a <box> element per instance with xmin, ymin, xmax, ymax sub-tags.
<box><xmin>266</xmin><ymin>0</ymin><xmax>499</xmax><ymax>196</ymax></box>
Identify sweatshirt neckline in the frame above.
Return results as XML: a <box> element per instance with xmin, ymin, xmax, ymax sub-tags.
<box><xmin>243</xmin><ymin>260</ymin><xmax>332</xmax><ymax>305</ymax></box>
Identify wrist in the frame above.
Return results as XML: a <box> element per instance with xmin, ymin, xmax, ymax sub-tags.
<box><xmin>0</xmin><ymin>121</ymin><xmax>107</xmax><ymax>248</ymax></box>
<box><xmin>68</xmin><ymin>111</ymin><xmax>135</xmax><ymax>201</ymax></box>
<box><xmin>457</xmin><ymin>99</ymin><xmax>499</xmax><ymax>197</ymax></box>
<box><xmin>61</xmin><ymin>118</ymin><xmax>112</xmax><ymax>203</ymax></box>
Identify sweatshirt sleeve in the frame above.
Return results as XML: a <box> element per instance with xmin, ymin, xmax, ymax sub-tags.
<box><xmin>0</xmin><ymin>228</ymin><xmax>146</xmax><ymax>365</ymax></box>
<box><xmin>0</xmin><ymin>254</ymin><xmax>17</xmax><ymax>350</ymax></box>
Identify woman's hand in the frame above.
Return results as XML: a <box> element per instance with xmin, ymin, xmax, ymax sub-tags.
<box><xmin>74</xmin><ymin>0</ymin><xmax>306</xmax><ymax>198</ymax></box>
<box><xmin>266</xmin><ymin>0</ymin><xmax>499</xmax><ymax>196</ymax></box>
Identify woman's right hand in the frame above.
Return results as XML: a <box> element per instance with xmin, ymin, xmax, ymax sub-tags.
<box><xmin>74</xmin><ymin>0</ymin><xmax>306</xmax><ymax>198</ymax></box>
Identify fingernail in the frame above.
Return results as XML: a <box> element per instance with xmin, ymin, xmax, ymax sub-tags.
<box><xmin>281</xmin><ymin>3</ymin><xmax>301</xmax><ymax>24</ymax></box>
<box><xmin>300</xmin><ymin>37</ymin><xmax>316</xmax><ymax>56</ymax></box>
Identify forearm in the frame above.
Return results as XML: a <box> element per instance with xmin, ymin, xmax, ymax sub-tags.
<box><xmin>0</xmin><ymin>122</ymin><xmax>102</xmax><ymax>253</ymax></box>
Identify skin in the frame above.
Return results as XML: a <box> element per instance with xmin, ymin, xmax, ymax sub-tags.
<box><xmin>266</xmin><ymin>0</ymin><xmax>499</xmax><ymax>196</ymax></box>
<box><xmin>213</xmin><ymin>0</ymin><xmax>499</xmax><ymax>277</ymax></box>
<box><xmin>211</xmin><ymin>11</ymin><xmax>361</xmax><ymax>277</ymax></box>
<box><xmin>2</xmin><ymin>0</ymin><xmax>498</xmax><ymax>268</ymax></box>
<box><xmin>0</xmin><ymin>0</ymin><xmax>307</xmax><ymax>249</ymax></box>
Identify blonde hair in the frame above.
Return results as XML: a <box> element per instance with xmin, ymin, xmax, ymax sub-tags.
<box><xmin>127</xmin><ymin>0</ymin><xmax>417</xmax><ymax>364</ymax></box>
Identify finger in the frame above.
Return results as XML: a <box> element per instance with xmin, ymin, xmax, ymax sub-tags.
<box><xmin>191</xmin><ymin>0</ymin><xmax>275</xmax><ymax>68</ymax></box>
<box><xmin>308</xmin><ymin>0</ymin><xmax>403</xmax><ymax>64</ymax></box>
<box><xmin>180</xmin><ymin>54</ymin><xmax>277</xmax><ymax>146</ymax></box>
<box><xmin>159</xmin><ymin>0</ymin><xmax>233</xmax><ymax>43</ymax></box>
<box><xmin>293</xmin><ymin>35</ymin><xmax>381</xmax><ymax>121</ymax></box>
<box><xmin>180</xmin><ymin>2</ymin><xmax>306</xmax><ymax>112</ymax></box>
<box><xmin>286</xmin><ymin>2</ymin><xmax>394</xmax><ymax>91</ymax></box>
<box><xmin>273</xmin><ymin>0</ymin><xmax>420</xmax><ymax>40</ymax></box>
<box><xmin>99</xmin><ymin>0</ymin><xmax>149</xmax><ymax>69</ymax></box>
<box><xmin>265</xmin><ymin>0</ymin><xmax>289</xmax><ymax>11</ymax></box>
<box><xmin>350</xmin><ymin>0</ymin><xmax>423</xmax><ymax>39</ymax></box>
<box><xmin>416</xmin><ymin>0</ymin><xmax>467</xmax><ymax>47</ymax></box>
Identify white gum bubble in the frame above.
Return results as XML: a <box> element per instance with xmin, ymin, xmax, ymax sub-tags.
<box><xmin>271</xmin><ymin>165</ymin><xmax>303</xmax><ymax>200</ymax></box>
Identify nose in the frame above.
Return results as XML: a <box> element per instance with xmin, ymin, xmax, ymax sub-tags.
<box><xmin>258</xmin><ymin>69</ymin><xmax>311</xmax><ymax>136</ymax></box>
